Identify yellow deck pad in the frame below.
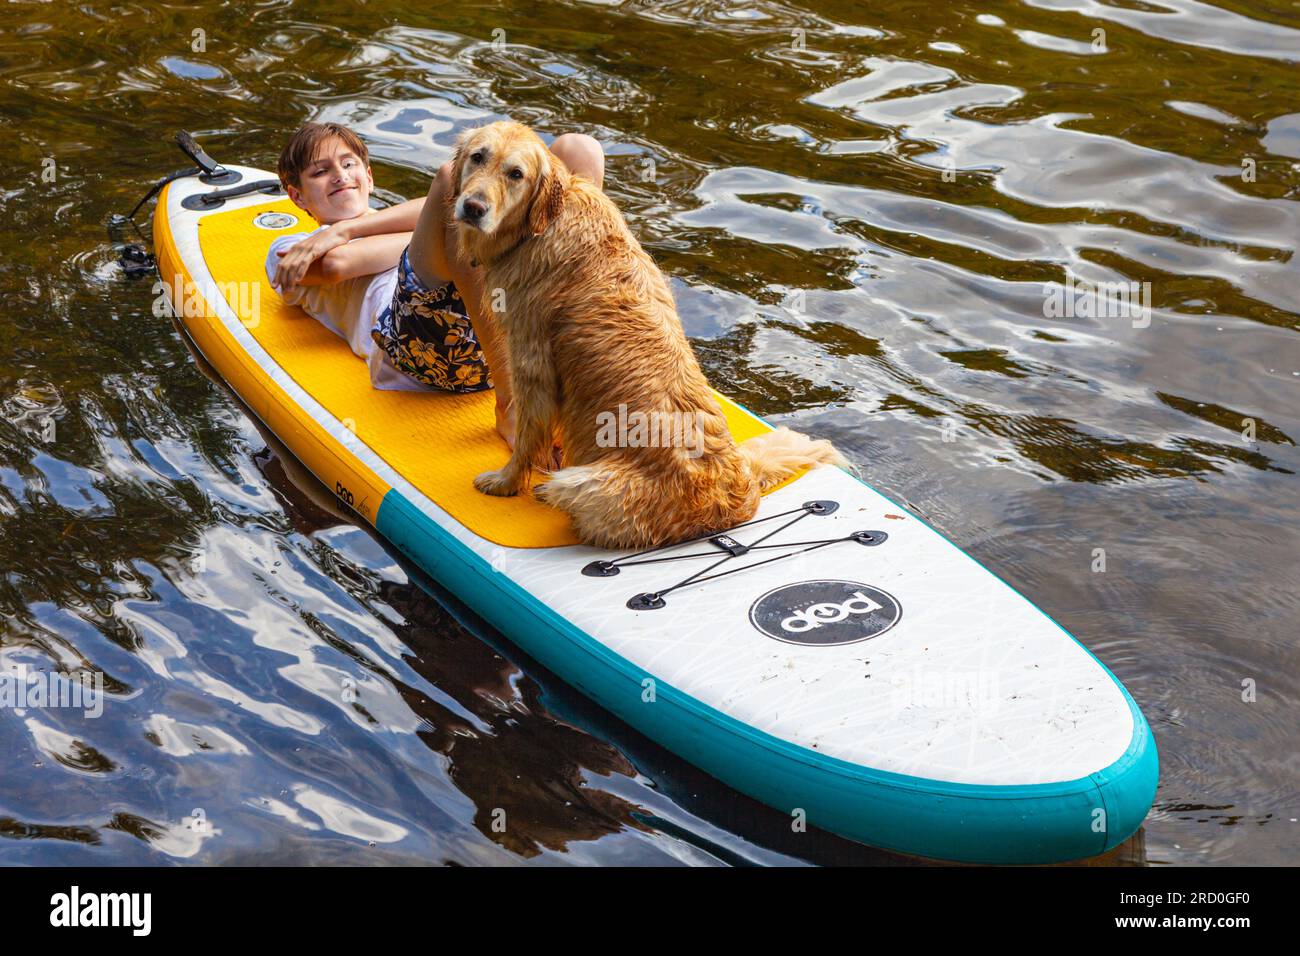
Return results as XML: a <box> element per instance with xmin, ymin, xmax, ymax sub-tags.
<box><xmin>197</xmin><ymin>199</ymin><xmax>774</xmax><ymax>548</ymax></box>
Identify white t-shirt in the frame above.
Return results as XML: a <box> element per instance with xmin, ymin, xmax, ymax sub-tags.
<box><xmin>264</xmin><ymin>228</ymin><xmax>428</xmax><ymax>391</ymax></box>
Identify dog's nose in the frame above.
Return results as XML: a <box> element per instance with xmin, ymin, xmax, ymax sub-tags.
<box><xmin>462</xmin><ymin>197</ymin><xmax>487</xmax><ymax>220</ymax></box>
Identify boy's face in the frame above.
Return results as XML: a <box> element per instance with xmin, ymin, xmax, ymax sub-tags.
<box><xmin>286</xmin><ymin>135</ymin><xmax>373</xmax><ymax>224</ymax></box>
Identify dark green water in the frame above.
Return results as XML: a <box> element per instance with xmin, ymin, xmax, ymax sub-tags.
<box><xmin>0</xmin><ymin>0</ymin><xmax>1297</xmax><ymax>865</ymax></box>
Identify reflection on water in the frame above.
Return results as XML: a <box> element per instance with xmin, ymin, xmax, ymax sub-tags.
<box><xmin>0</xmin><ymin>0</ymin><xmax>1297</xmax><ymax>865</ymax></box>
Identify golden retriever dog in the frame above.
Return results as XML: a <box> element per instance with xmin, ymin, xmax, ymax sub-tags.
<box><xmin>450</xmin><ymin>120</ymin><xmax>850</xmax><ymax>549</ymax></box>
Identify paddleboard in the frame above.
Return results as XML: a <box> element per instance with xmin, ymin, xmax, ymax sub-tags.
<box><xmin>152</xmin><ymin>163</ymin><xmax>1158</xmax><ymax>864</ymax></box>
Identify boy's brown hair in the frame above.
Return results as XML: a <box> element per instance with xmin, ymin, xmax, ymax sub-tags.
<box><xmin>277</xmin><ymin>122</ymin><xmax>369</xmax><ymax>189</ymax></box>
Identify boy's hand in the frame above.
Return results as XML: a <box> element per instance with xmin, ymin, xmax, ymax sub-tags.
<box><xmin>274</xmin><ymin>224</ymin><xmax>349</xmax><ymax>289</ymax></box>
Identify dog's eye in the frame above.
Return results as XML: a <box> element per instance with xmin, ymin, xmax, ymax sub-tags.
<box><xmin>508</xmin><ymin>168</ymin><xmax>524</xmax><ymax>180</ymax></box>
<box><xmin>470</xmin><ymin>151</ymin><xmax>484</xmax><ymax>164</ymax></box>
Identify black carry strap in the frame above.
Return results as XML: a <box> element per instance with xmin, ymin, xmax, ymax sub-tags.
<box><xmin>179</xmin><ymin>178</ymin><xmax>283</xmax><ymax>210</ymax></box>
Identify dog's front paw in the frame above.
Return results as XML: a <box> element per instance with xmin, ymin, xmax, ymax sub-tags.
<box><xmin>474</xmin><ymin>468</ymin><xmax>519</xmax><ymax>497</ymax></box>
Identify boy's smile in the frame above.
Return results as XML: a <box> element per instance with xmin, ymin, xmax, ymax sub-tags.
<box><xmin>286</xmin><ymin>134</ymin><xmax>373</xmax><ymax>224</ymax></box>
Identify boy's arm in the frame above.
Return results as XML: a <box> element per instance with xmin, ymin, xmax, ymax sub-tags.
<box><xmin>289</xmin><ymin>232</ymin><xmax>412</xmax><ymax>286</ymax></box>
<box><xmin>334</xmin><ymin>198</ymin><xmax>425</xmax><ymax>240</ymax></box>
<box><xmin>274</xmin><ymin>201</ymin><xmax>427</xmax><ymax>287</ymax></box>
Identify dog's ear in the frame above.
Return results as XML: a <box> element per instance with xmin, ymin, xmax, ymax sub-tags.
<box><xmin>526</xmin><ymin>154</ymin><xmax>567</xmax><ymax>236</ymax></box>
<box><xmin>444</xmin><ymin>128</ymin><xmax>475</xmax><ymax>210</ymax></box>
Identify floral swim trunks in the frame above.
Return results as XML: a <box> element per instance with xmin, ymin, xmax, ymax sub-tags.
<box><xmin>372</xmin><ymin>248</ymin><xmax>493</xmax><ymax>393</ymax></box>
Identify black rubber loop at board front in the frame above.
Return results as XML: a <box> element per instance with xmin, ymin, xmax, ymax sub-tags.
<box><xmin>201</xmin><ymin>169</ymin><xmax>242</xmax><ymax>186</ymax></box>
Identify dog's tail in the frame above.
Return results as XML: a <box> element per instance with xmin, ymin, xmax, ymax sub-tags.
<box><xmin>737</xmin><ymin>426</ymin><xmax>853</xmax><ymax>493</ymax></box>
<box><xmin>534</xmin><ymin>428</ymin><xmax>853</xmax><ymax>549</ymax></box>
<box><xmin>533</xmin><ymin>461</ymin><xmax>655</xmax><ymax>549</ymax></box>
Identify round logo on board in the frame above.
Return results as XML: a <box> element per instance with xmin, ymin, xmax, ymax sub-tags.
<box><xmin>253</xmin><ymin>211</ymin><xmax>298</xmax><ymax>230</ymax></box>
<box><xmin>749</xmin><ymin>580</ymin><xmax>901</xmax><ymax>646</ymax></box>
